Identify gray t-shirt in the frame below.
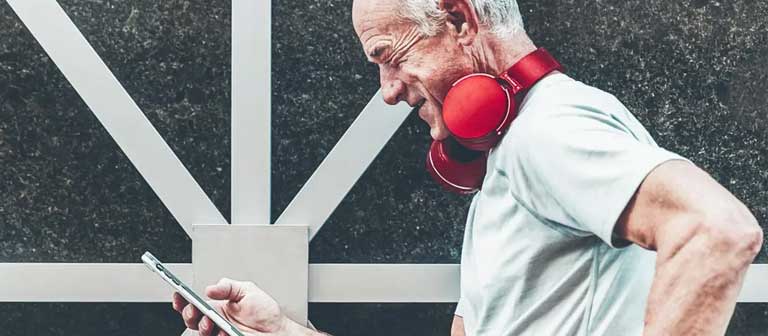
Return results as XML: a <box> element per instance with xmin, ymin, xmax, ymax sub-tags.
<box><xmin>456</xmin><ymin>72</ymin><xmax>688</xmax><ymax>335</ymax></box>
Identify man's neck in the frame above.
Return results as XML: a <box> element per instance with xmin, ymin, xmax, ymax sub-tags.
<box><xmin>470</xmin><ymin>32</ymin><xmax>537</xmax><ymax>75</ymax></box>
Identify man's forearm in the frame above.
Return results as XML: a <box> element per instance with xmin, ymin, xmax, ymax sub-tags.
<box><xmin>643</xmin><ymin>216</ymin><xmax>762</xmax><ymax>335</ymax></box>
<box><xmin>280</xmin><ymin>317</ymin><xmax>332</xmax><ymax>336</ymax></box>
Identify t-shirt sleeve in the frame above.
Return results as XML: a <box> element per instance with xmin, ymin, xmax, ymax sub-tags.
<box><xmin>500</xmin><ymin>103</ymin><xmax>690</xmax><ymax>248</ymax></box>
<box><xmin>455</xmin><ymin>297</ymin><xmax>466</xmax><ymax>317</ymax></box>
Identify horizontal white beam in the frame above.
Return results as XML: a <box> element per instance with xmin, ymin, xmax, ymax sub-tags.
<box><xmin>0</xmin><ymin>263</ymin><xmax>765</xmax><ymax>303</ymax></box>
<box><xmin>0</xmin><ymin>263</ymin><xmax>191</xmax><ymax>302</ymax></box>
<box><xmin>738</xmin><ymin>263</ymin><xmax>768</xmax><ymax>303</ymax></box>
<box><xmin>308</xmin><ymin>264</ymin><xmax>460</xmax><ymax>303</ymax></box>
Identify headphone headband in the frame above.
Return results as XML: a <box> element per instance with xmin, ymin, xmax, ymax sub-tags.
<box><xmin>498</xmin><ymin>48</ymin><xmax>563</xmax><ymax>95</ymax></box>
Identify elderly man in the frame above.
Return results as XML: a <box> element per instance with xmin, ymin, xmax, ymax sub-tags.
<box><xmin>173</xmin><ymin>0</ymin><xmax>763</xmax><ymax>335</ymax></box>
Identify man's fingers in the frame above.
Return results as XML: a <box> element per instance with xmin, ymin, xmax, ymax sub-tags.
<box><xmin>217</xmin><ymin>329</ymin><xmax>229</xmax><ymax>336</ymax></box>
<box><xmin>172</xmin><ymin>292</ymin><xmax>188</xmax><ymax>313</ymax></box>
<box><xmin>198</xmin><ymin>316</ymin><xmax>215</xmax><ymax>336</ymax></box>
<box><xmin>206</xmin><ymin>277</ymin><xmax>248</xmax><ymax>302</ymax></box>
<box><xmin>182</xmin><ymin>304</ymin><xmax>202</xmax><ymax>330</ymax></box>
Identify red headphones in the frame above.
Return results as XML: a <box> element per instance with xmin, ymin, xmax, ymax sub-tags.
<box><xmin>426</xmin><ymin>48</ymin><xmax>563</xmax><ymax>194</ymax></box>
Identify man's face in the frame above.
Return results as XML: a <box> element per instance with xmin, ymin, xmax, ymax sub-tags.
<box><xmin>352</xmin><ymin>0</ymin><xmax>475</xmax><ymax>140</ymax></box>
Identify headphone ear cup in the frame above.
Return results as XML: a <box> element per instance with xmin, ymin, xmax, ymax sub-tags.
<box><xmin>426</xmin><ymin>138</ymin><xmax>487</xmax><ymax>194</ymax></box>
<box><xmin>442</xmin><ymin>74</ymin><xmax>512</xmax><ymax>151</ymax></box>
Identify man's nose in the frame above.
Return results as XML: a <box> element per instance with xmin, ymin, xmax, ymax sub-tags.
<box><xmin>379</xmin><ymin>66</ymin><xmax>405</xmax><ymax>105</ymax></box>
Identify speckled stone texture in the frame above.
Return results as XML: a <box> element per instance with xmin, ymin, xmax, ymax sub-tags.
<box><xmin>0</xmin><ymin>0</ymin><xmax>766</xmax><ymax>334</ymax></box>
<box><xmin>0</xmin><ymin>303</ymin><xmax>183</xmax><ymax>335</ymax></box>
<box><xmin>55</xmin><ymin>0</ymin><xmax>233</xmax><ymax>230</ymax></box>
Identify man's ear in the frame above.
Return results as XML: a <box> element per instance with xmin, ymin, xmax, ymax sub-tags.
<box><xmin>439</xmin><ymin>0</ymin><xmax>479</xmax><ymax>46</ymax></box>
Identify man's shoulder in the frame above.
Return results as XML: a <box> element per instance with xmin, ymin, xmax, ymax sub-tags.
<box><xmin>494</xmin><ymin>75</ymin><xmax>646</xmax><ymax>162</ymax></box>
<box><xmin>507</xmin><ymin>76</ymin><xmax>632</xmax><ymax>138</ymax></box>
<box><xmin>521</xmin><ymin>74</ymin><xmax>627</xmax><ymax>122</ymax></box>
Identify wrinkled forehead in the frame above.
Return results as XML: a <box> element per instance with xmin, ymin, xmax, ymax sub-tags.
<box><xmin>352</xmin><ymin>0</ymin><xmax>401</xmax><ymax>42</ymax></box>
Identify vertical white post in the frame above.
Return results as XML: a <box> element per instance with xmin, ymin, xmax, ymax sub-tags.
<box><xmin>232</xmin><ymin>0</ymin><xmax>271</xmax><ymax>224</ymax></box>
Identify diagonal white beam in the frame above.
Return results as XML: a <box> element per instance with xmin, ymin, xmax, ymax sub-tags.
<box><xmin>0</xmin><ymin>263</ymin><xmax>765</xmax><ymax>303</ymax></box>
<box><xmin>274</xmin><ymin>92</ymin><xmax>411</xmax><ymax>239</ymax></box>
<box><xmin>6</xmin><ymin>0</ymin><xmax>227</xmax><ymax>235</ymax></box>
<box><xmin>231</xmin><ymin>0</ymin><xmax>271</xmax><ymax>225</ymax></box>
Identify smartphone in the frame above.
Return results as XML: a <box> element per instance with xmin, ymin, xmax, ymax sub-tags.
<box><xmin>141</xmin><ymin>252</ymin><xmax>246</xmax><ymax>336</ymax></box>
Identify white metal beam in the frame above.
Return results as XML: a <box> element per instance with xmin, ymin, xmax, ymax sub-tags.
<box><xmin>274</xmin><ymin>92</ymin><xmax>411</xmax><ymax>239</ymax></box>
<box><xmin>0</xmin><ymin>263</ymin><xmax>191</xmax><ymax>302</ymax></box>
<box><xmin>738</xmin><ymin>264</ymin><xmax>768</xmax><ymax>303</ymax></box>
<box><xmin>308</xmin><ymin>264</ymin><xmax>460</xmax><ymax>303</ymax></box>
<box><xmin>6</xmin><ymin>0</ymin><xmax>228</xmax><ymax>235</ymax></box>
<box><xmin>192</xmin><ymin>225</ymin><xmax>308</xmax><ymax>324</ymax></box>
<box><xmin>231</xmin><ymin>0</ymin><xmax>271</xmax><ymax>224</ymax></box>
<box><xmin>0</xmin><ymin>263</ymin><xmax>765</xmax><ymax>303</ymax></box>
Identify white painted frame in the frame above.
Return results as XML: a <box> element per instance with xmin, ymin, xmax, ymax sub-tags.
<box><xmin>2</xmin><ymin>0</ymin><xmax>766</xmax><ymax>332</ymax></box>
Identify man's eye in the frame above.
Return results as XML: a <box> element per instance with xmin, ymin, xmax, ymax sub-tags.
<box><xmin>369</xmin><ymin>47</ymin><xmax>383</xmax><ymax>58</ymax></box>
<box><xmin>369</xmin><ymin>46</ymin><xmax>389</xmax><ymax>60</ymax></box>
<box><xmin>368</xmin><ymin>43</ymin><xmax>392</xmax><ymax>63</ymax></box>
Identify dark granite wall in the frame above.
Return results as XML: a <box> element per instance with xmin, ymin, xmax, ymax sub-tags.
<box><xmin>0</xmin><ymin>0</ymin><xmax>765</xmax><ymax>335</ymax></box>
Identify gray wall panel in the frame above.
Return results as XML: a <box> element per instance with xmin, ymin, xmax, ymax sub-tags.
<box><xmin>0</xmin><ymin>303</ymin><xmax>184</xmax><ymax>335</ymax></box>
<box><xmin>0</xmin><ymin>1</ymin><xmax>189</xmax><ymax>264</ymax></box>
<box><xmin>57</xmin><ymin>0</ymin><xmax>232</xmax><ymax>224</ymax></box>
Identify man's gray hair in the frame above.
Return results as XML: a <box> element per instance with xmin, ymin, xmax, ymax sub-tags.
<box><xmin>397</xmin><ymin>0</ymin><xmax>525</xmax><ymax>37</ymax></box>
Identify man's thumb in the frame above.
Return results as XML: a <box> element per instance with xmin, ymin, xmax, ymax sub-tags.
<box><xmin>205</xmin><ymin>278</ymin><xmax>246</xmax><ymax>302</ymax></box>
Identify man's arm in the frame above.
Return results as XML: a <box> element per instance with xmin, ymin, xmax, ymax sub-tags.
<box><xmin>616</xmin><ymin>160</ymin><xmax>763</xmax><ymax>335</ymax></box>
<box><xmin>282</xmin><ymin>319</ymin><xmax>332</xmax><ymax>336</ymax></box>
<box><xmin>451</xmin><ymin>315</ymin><xmax>465</xmax><ymax>336</ymax></box>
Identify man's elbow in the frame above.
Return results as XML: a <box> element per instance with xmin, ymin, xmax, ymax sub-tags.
<box><xmin>697</xmin><ymin>205</ymin><xmax>763</xmax><ymax>268</ymax></box>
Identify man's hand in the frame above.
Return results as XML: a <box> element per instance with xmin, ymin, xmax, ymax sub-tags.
<box><xmin>172</xmin><ymin>278</ymin><xmax>320</xmax><ymax>336</ymax></box>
